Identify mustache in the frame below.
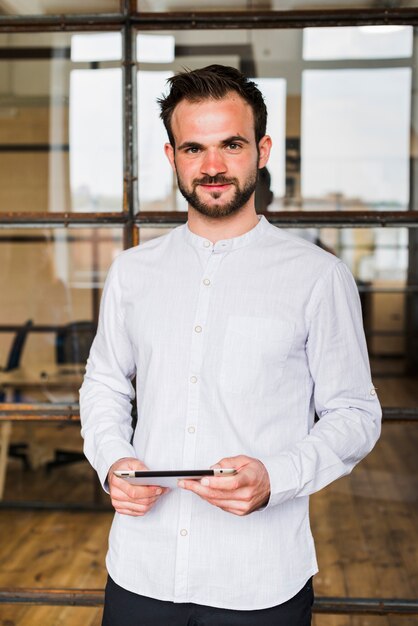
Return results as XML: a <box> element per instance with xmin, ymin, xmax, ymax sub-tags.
<box><xmin>193</xmin><ymin>175</ymin><xmax>237</xmax><ymax>187</ymax></box>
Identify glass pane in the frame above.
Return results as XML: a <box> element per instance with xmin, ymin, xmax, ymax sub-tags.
<box><xmin>71</xmin><ymin>32</ymin><xmax>122</xmax><ymax>61</ymax></box>
<box><xmin>0</xmin><ymin>32</ymin><xmax>123</xmax><ymax>213</ymax></box>
<box><xmin>0</xmin><ymin>227</ymin><xmax>123</xmax><ymax>398</ymax></box>
<box><xmin>0</xmin><ymin>228</ymin><xmax>123</xmax><ymax>505</ymax></box>
<box><xmin>0</xmin><ymin>0</ymin><xmax>120</xmax><ymax>15</ymax></box>
<box><xmin>136</xmin><ymin>0</ymin><xmax>418</xmax><ymax>11</ymax></box>
<box><xmin>304</xmin><ymin>26</ymin><xmax>413</xmax><ymax>60</ymax></box>
<box><xmin>136</xmin><ymin>27</ymin><xmax>414</xmax><ymax>214</ymax></box>
<box><xmin>301</xmin><ymin>68</ymin><xmax>411</xmax><ymax>211</ymax></box>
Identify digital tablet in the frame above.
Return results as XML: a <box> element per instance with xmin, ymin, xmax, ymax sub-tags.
<box><xmin>113</xmin><ymin>468</ymin><xmax>236</xmax><ymax>488</ymax></box>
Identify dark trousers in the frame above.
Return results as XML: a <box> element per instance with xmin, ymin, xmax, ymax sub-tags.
<box><xmin>102</xmin><ymin>575</ymin><xmax>313</xmax><ymax>626</ymax></box>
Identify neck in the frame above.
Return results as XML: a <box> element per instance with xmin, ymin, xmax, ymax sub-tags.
<box><xmin>187</xmin><ymin>204</ymin><xmax>259</xmax><ymax>244</ymax></box>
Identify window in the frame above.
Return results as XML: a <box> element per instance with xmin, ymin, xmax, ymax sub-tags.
<box><xmin>0</xmin><ymin>7</ymin><xmax>417</xmax><ymax>620</ymax></box>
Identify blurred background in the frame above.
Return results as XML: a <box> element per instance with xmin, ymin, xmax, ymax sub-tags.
<box><xmin>0</xmin><ymin>2</ymin><xmax>417</xmax><ymax>625</ymax></box>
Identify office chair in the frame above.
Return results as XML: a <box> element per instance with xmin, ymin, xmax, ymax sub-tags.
<box><xmin>46</xmin><ymin>320</ymin><xmax>96</xmax><ymax>472</ymax></box>
<box><xmin>0</xmin><ymin>319</ymin><xmax>33</xmax><ymax>387</ymax></box>
<box><xmin>0</xmin><ymin>319</ymin><xmax>33</xmax><ymax>470</ymax></box>
<box><xmin>55</xmin><ymin>320</ymin><xmax>96</xmax><ymax>365</ymax></box>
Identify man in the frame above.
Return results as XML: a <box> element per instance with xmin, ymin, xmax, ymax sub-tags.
<box><xmin>80</xmin><ymin>65</ymin><xmax>381</xmax><ymax>626</ymax></box>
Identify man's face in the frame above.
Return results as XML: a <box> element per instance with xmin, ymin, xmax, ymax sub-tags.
<box><xmin>164</xmin><ymin>93</ymin><xmax>271</xmax><ymax>218</ymax></box>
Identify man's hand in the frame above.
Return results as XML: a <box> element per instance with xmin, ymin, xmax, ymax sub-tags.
<box><xmin>178</xmin><ymin>455</ymin><xmax>270</xmax><ymax>516</ymax></box>
<box><xmin>108</xmin><ymin>457</ymin><xmax>169</xmax><ymax>517</ymax></box>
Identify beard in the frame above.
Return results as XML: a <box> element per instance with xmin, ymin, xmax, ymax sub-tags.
<box><xmin>176</xmin><ymin>168</ymin><xmax>258</xmax><ymax>218</ymax></box>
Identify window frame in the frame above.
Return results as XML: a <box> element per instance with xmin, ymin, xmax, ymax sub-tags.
<box><xmin>0</xmin><ymin>1</ymin><xmax>417</xmax><ymax>616</ymax></box>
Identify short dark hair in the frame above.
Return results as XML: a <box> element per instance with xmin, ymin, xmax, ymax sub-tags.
<box><xmin>158</xmin><ymin>64</ymin><xmax>267</xmax><ymax>147</ymax></box>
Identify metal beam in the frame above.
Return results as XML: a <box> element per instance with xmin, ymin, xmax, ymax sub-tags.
<box><xmin>0</xmin><ymin>588</ymin><xmax>104</xmax><ymax>606</ymax></box>
<box><xmin>0</xmin><ymin>500</ymin><xmax>111</xmax><ymax>511</ymax></box>
<box><xmin>382</xmin><ymin>407</ymin><xmax>418</xmax><ymax>422</ymax></box>
<box><xmin>314</xmin><ymin>597</ymin><xmax>418</xmax><ymax>615</ymax></box>
<box><xmin>0</xmin><ymin>405</ymin><xmax>417</xmax><ymax>422</ymax></box>
<box><xmin>0</xmin><ymin>588</ymin><xmax>417</xmax><ymax>614</ymax></box>
<box><xmin>1</xmin><ymin>210</ymin><xmax>417</xmax><ymax>228</ymax></box>
<box><xmin>133</xmin><ymin>211</ymin><xmax>418</xmax><ymax>228</ymax></box>
<box><xmin>0</xmin><ymin>7</ymin><xmax>417</xmax><ymax>32</ymax></box>
<box><xmin>122</xmin><ymin>0</ymin><xmax>138</xmax><ymax>248</ymax></box>
<box><xmin>0</xmin><ymin>14</ymin><xmax>125</xmax><ymax>32</ymax></box>
<box><xmin>132</xmin><ymin>8</ymin><xmax>418</xmax><ymax>30</ymax></box>
<box><xmin>0</xmin><ymin>404</ymin><xmax>80</xmax><ymax>422</ymax></box>
<box><xmin>0</xmin><ymin>212</ymin><xmax>126</xmax><ymax>227</ymax></box>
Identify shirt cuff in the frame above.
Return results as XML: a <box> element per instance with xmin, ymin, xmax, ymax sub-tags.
<box><xmin>95</xmin><ymin>441</ymin><xmax>137</xmax><ymax>493</ymax></box>
<box><xmin>259</xmin><ymin>453</ymin><xmax>300</xmax><ymax>509</ymax></box>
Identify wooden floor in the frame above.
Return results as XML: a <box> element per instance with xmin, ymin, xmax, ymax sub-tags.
<box><xmin>0</xmin><ymin>376</ymin><xmax>417</xmax><ymax>626</ymax></box>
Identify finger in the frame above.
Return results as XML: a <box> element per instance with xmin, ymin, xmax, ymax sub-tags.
<box><xmin>111</xmin><ymin>474</ymin><xmax>161</xmax><ymax>490</ymax></box>
<box><xmin>111</xmin><ymin>492</ymin><xmax>162</xmax><ymax>505</ymax></box>
<box><xmin>203</xmin><ymin>474</ymin><xmax>246</xmax><ymax>491</ymax></box>
<box><xmin>112</xmin><ymin>497</ymin><xmax>162</xmax><ymax>515</ymax></box>
<box><xmin>180</xmin><ymin>470</ymin><xmax>248</xmax><ymax>492</ymax></box>
<box><xmin>111</xmin><ymin>481</ymin><xmax>166</xmax><ymax>499</ymax></box>
<box><xmin>179</xmin><ymin>478</ymin><xmax>251</xmax><ymax>502</ymax></box>
<box><xmin>213</xmin><ymin>456</ymin><xmax>250</xmax><ymax>471</ymax></box>
<box><xmin>113</xmin><ymin>500</ymin><xmax>154</xmax><ymax>512</ymax></box>
<box><xmin>113</xmin><ymin>506</ymin><xmax>147</xmax><ymax>517</ymax></box>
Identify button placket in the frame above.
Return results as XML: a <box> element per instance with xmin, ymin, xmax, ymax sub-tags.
<box><xmin>182</xmin><ymin>251</ymin><xmax>222</xmax><ymax>464</ymax></box>
<box><xmin>173</xmin><ymin>251</ymin><xmax>224</xmax><ymax>602</ymax></box>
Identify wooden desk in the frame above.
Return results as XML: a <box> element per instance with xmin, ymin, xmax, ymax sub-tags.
<box><xmin>0</xmin><ymin>364</ymin><xmax>85</xmax><ymax>498</ymax></box>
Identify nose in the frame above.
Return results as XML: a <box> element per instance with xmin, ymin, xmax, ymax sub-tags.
<box><xmin>201</xmin><ymin>148</ymin><xmax>227</xmax><ymax>177</ymax></box>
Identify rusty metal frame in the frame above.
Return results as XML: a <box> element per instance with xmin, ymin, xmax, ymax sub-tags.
<box><xmin>132</xmin><ymin>8</ymin><xmax>418</xmax><ymax>31</ymax></box>
<box><xmin>0</xmin><ymin>1</ymin><xmax>418</xmax><ymax>616</ymax></box>
<box><xmin>131</xmin><ymin>210</ymin><xmax>418</xmax><ymax>228</ymax></box>
<box><xmin>1</xmin><ymin>211</ymin><xmax>418</xmax><ymax>228</ymax></box>
<box><xmin>0</xmin><ymin>213</ymin><xmax>125</xmax><ymax>226</ymax></box>
<box><xmin>122</xmin><ymin>2</ymin><xmax>138</xmax><ymax>249</ymax></box>
<box><xmin>0</xmin><ymin>404</ymin><xmax>417</xmax><ymax>422</ymax></box>
<box><xmin>0</xmin><ymin>5</ymin><xmax>417</xmax><ymax>231</ymax></box>
<box><xmin>0</xmin><ymin>587</ymin><xmax>417</xmax><ymax>614</ymax></box>
<box><xmin>0</xmin><ymin>15</ymin><xmax>125</xmax><ymax>32</ymax></box>
<box><xmin>0</xmin><ymin>7</ymin><xmax>418</xmax><ymax>31</ymax></box>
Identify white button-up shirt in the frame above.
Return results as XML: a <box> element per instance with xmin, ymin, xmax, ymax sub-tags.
<box><xmin>80</xmin><ymin>215</ymin><xmax>381</xmax><ymax>610</ymax></box>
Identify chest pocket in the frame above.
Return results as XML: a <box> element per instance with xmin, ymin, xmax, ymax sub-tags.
<box><xmin>219</xmin><ymin>316</ymin><xmax>294</xmax><ymax>396</ymax></box>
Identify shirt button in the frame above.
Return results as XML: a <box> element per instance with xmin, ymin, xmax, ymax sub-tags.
<box><xmin>203</xmin><ymin>240</ymin><xmax>211</xmax><ymax>248</ymax></box>
<box><xmin>370</xmin><ymin>387</ymin><xmax>377</xmax><ymax>396</ymax></box>
<box><xmin>194</xmin><ymin>325</ymin><xmax>202</xmax><ymax>333</ymax></box>
<box><xmin>203</xmin><ymin>278</ymin><xmax>211</xmax><ymax>286</ymax></box>
<box><xmin>190</xmin><ymin>376</ymin><xmax>198</xmax><ymax>383</ymax></box>
<box><xmin>180</xmin><ymin>529</ymin><xmax>188</xmax><ymax>536</ymax></box>
<box><xmin>187</xmin><ymin>425</ymin><xmax>196</xmax><ymax>434</ymax></box>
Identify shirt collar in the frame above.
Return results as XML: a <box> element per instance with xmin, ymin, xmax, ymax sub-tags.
<box><xmin>182</xmin><ymin>214</ymin><xmax>268</xmax><ymax>254</ymax></box>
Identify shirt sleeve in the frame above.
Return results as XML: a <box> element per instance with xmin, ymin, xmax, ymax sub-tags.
<box><xmin>79</xmin><ymin>258</ymin><xmax>137</xmax><ymax>490</ymax></box>
<box><xmin>261</xmin><ymin>260</ymin><xmax>382</xmax><ymax>508</ymax></box>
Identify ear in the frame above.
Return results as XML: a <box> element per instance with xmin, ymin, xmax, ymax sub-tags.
<box><xmin>257</xmin><ymin>135</ymin><xmax>272</xmax><ymax>169</ymax></box>
<box><xmin>164</xmin><ymin>142</ymin><xmax>176</xmax><ymax>173</ymax></box>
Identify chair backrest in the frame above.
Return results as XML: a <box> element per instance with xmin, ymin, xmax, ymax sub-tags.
<box><xmin>5</xmin><ymin>320</ymin><xmax>33</xmax><ymax>371</ymax></box>
<box><xmin>55</xmin><ymin>321</ymin><xmax>96</xmax><ymax>364</ymax></box>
